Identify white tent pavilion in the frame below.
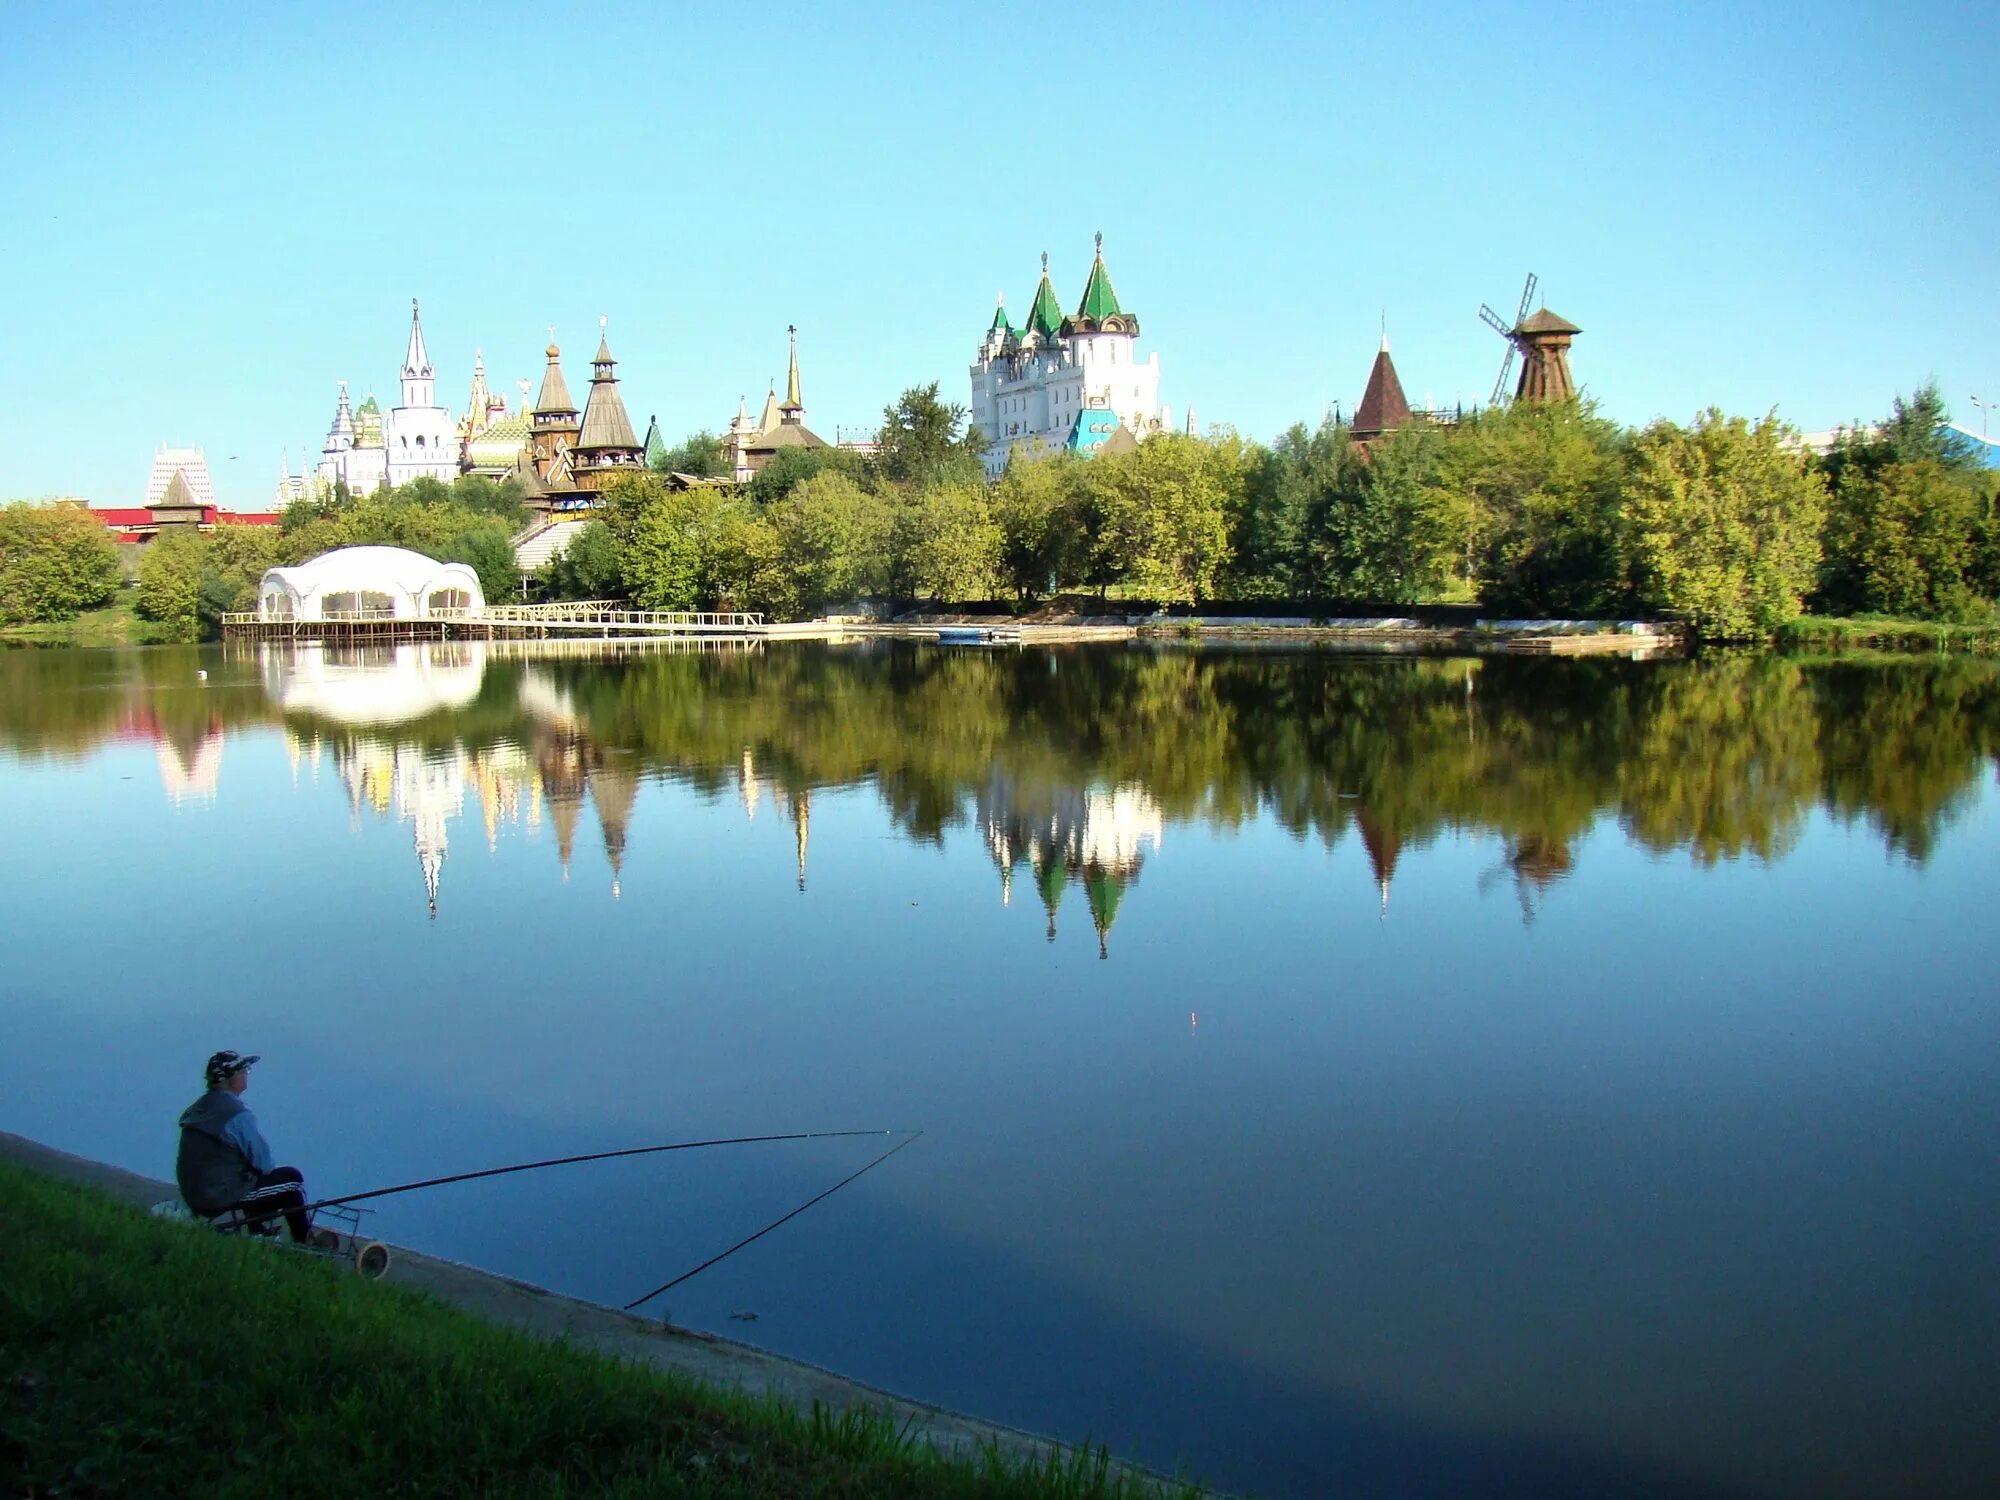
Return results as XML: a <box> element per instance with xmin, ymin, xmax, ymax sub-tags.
<box><xmin>256</xmin><ymin>545</ymin><xmax>484</xmax><ymax>622</ymax></box>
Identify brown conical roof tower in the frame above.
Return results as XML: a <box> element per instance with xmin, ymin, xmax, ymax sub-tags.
<box><xmin>1351</xmin><ymin>334</ymin><xmax>1414</xmax><ymax>442</ymax></box>
<box><xmin>1513</xmin><ymin>309</ymin><xmax>1580</xmax><ymax>404</ymax></box>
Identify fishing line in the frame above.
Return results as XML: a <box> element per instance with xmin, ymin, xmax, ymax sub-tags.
<box><xmin>623</xmin><ymin>1128</ymin><xmax>924</xmax><ymax>1311</ymax></box>
<box><xmin>293</xmin><ymin>1128</ymin><xmax>915</xmax><ymax>1218</ymax></box>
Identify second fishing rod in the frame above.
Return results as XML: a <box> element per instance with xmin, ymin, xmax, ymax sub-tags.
<box><xmin>291</xmin><ymin>1126</ymin><xmax>924</xmax><ymax>1303</ymax></box>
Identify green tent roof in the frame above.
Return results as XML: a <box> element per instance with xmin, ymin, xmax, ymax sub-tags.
<box><xmin>990</xmin><ymin>300</ymin><xmax>1014</xmax><ymax>334</ymax></box>
<box><xmin>1025</xmin><ymin>265</ymin><xmax>1064</xmax><ymax>341</ymax></box>
<box><xmin>1074</xmin><ymin>252</ymin><xmax>1122</xmax><ymax>322</ymax></box>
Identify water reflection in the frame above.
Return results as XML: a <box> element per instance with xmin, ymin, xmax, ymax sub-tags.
<box><xmin>980</xmin><ymin>772</ymin><xmax>1162</xmax><ymax>955</ymax></box>
<box><xmin>3</xmin><ymin>641</ymin><xmax>1997</xmax><ymax>933</ymax></box>
<box><xmin>5</xmin><ymin>639</ymin><xmax>1999</xmax><ymax>1499</ymax></box>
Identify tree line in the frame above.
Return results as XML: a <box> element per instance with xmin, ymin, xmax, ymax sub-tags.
<box><xmin>550</xmin><ymin>382</ymin><xmax>1997</xmax><ymax>639</ymax></box>
<box><xmin>3</xmin><ymin>384</ymin><xmax>1991</xmax><ymax>641</ymax></box>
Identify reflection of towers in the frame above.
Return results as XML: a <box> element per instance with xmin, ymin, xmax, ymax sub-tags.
<box><xmin>397</xmin><ymin>750</ymin><xmax>465</xmax><ymax>919</ymax></box>
<box><xmin>1502</xmin><ymin>834</ymin><xmax>1573</xmax><ymax>926</ymax></box>
<box><xmin>1355</xmin><ymin>808</ymin><xmax>1402</xmax><ymax>919</ymax></box>
<box><xmin>594</xmin><ymin>754</ymin><xmax>639</xmax><ymax>898</ymax></box>
<box><xmin>780</xmin><ymin>786</ymin><xmax>811</xmax><ymax>892</ymax></box>
<box><xmin>156</xmin><ymin>720</ymin><xmax>225</xmax><ymax>806</ymax></box>
<box><xmin>978</xmin><ymin>773</ymin><xmax>1162</xmax><ymax>958</ymax></box>
<box><xmin>333</xmin><ymin>737</ymin><xmax>467</xmax><ymax>916</ymax></box>
<box><xmin>469</xmin><ymin>743</ymin><xmax>537</xmax><ymax>853</ymax></box>
<box><xmin>739</xmin><ymin>747</ymin><xmax>761</xmax><ymax>821</ymax></box>
<box><xmin>283</xmin><ymin>727</ymin><xmax>324</xmax><ymax>786</ymax></box>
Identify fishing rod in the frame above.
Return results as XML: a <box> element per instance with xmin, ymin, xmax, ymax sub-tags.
<box><xmin>294</xmin><ymin>1128</ymin><xmax>916</xmax><ymax>1219</ymax></box>
<box><xmin>623</xmin><ymin>1127</ymin><xmax>922</xmax><ymax>1311</ymax></box>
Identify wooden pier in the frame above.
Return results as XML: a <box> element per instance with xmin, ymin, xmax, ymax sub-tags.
<box><xmin>222</xmin><ymin>602</ymin><xmax>766</xmax><ymax>643</ymax></box>
<box><xmin>1505</xmin><ymin>630</ymin><xmax>1673</xmax><ymax>656</ymax></box>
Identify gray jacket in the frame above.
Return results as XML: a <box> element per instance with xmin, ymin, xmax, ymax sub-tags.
<box><xmin>176</xmin><ymin>1090</ymin><xmax>268</xmax><ymax>1214</ymax></box>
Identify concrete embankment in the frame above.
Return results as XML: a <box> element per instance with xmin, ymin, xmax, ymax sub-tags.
<box><xmin>0</xmin><ymin>1129</ymin><xmax>1172</xmax><ymax>1483</ymax></box>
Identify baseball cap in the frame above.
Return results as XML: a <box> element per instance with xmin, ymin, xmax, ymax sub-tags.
<box><xmin>205</xmin><ymin>1050</ymin><xmax>261</xmax><ymax>1085</ymax></box>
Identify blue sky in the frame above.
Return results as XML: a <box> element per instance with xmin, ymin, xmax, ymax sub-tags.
<box><xmin>1</xmin><ymin>1</ymin><xmax>1993</xmax><ymax>510</ymax></box>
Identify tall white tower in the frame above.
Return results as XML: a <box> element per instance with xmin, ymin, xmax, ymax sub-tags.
<box><xmin>385</xmin><ymin>298</ymin><xmax>459</xmax><ymax>485</ymax></box>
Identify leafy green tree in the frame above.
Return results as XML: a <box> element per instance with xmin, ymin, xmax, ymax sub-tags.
<box><xmin>1864</xmin><ymin>382</ymin><xmax>1983</xmax><ymax>472</ymax></box>
<box><xmin>1313</xmin><ymin>424</ymin><xmax>1462</xmax><ymax>604</ymax></box>
<box><xmin>650</xmin><ymin>431</ymin><xmax>731</xmax><ymax>479</ymax></box>
<box><xmin>195</xmin><ymin>525</ymin><xmax>285</xmax><ymax>633</ymax></box>
<box><xmin>448</xmin><ymin>474</ymin><xmax>531</xmax><ymax>525</ymax></box>
<box><xmin>747</xmin><ymin>445</ymin><xmax>870</xmax><ymax>507</ymax></box>
<box><xmin>1231</xmin><ymin>421</ymin><xmax>1343</xmax><ymax>599</ymax></box>
<box><xmin>133</xmin><ymin>531</ymin><xmax>204</xmax><ymax>637</ymax></box>
<box><xmin>767</xmin><ymin>471</ymin><xmax>893</xmax><ymax>613</ymax></box>
<box><xmin>621</xmin><ymin>488</ymin><xmax>761</xmax><ymax>610</ymax></box>
<box><xmin>891</xmin><ymin>482</ymin><xmax>1003</xmax><ymax>603</ymax></box>
<box><xmin>1084</xmin><ymin>433</ymin><xmax>1247</xmax><ymax>605</ymax></box>
<box><xmin>1621</xmin><ymin>410</ymin><xmax>1828</xmax><ymax>639</ymax></box>
<box><xmin>440</xmin><ymin>528</ymin><xmax>520</xmax><ymax>605</ymax></box>
<box><xmin>874</xmin><ymin>383</ymin><xmax>986</xmax><ymax>489</ymax></box>
<box><xmin>1820</xmin><ymin>459</ymin><xmax>1980</xmax><ymax>619</ymax></box>
<box><xmin>0</xmin><ymin>502</ymin><xmax>121</xmax><ymax>625</ymax></box>
<box><xmin>540</xmin><ymin>520</ymin><xmax>624</xmax><ymax>601</ymax></box>
<box><xmin>991</xmin><ymin>452</ymin><xmax>1091</xmax><ymax>599</ymax></box>
<box><xmin>1438</xmin><ymin>399</ymin><xmax>1628</xmax><ymax>614</ymax></box>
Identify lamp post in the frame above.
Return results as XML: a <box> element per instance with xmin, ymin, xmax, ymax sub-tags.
<box><xmin>1971</xmin><ymin>395</ymin><xmax>1989</xmax><ymax>443</ymax></box>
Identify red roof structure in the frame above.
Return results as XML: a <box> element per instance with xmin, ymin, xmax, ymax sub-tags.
<box><xmin>87</xmin><ymin>506</ymin><xmax>282</xmax><ymax>541</ymax></box>
<box><xmin>1351</xmin><ymin>339</ymin><xmax>1414</xmax><ymax>442</ymax></box>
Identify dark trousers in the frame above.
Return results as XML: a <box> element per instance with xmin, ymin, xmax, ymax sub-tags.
<box><xmin>233</xmin><ymin>1166</ymin><xmax>311</xmax><ymax>1243</ymax></box>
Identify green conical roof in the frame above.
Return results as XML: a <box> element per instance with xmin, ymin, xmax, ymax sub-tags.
<box><xmin>1085</xmin><ymin>868</ymin><xmax>1126</xmax><ymax>939</ymax></box>
<box><xmin>1025</xmin><ymin>256</ymin><xmax>1063</xmax><ymax>340</ymax></box>
<box><xmin>989</xmin><ymin>299</ymin><xmax>1013</xmax><ymax>334</ymax></box>
<box><xmin>1075</xmin><ymin>247</ymin><xmax>1122</xmax><ymax>322</ymax></box>
<box><xmin>642</xmin><ymin>415</ymin><xmax>668</xmax><ymax>467</ymax></box>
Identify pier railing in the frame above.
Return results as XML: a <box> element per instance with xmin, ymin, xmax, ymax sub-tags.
<box><xmin>221</xmin><ymin>605</ymin><xmax>766</xmax><ymax>634</ymax></box>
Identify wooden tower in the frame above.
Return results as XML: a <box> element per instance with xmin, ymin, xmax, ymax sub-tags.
<box><xmin>1480</xmin><ymin>274</ymin><xmax>1583</xmax><ymax>405</ymax></box>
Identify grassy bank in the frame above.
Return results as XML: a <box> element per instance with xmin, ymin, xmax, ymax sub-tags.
<box><xmin>0</xmin><ymin>1163</ymin><xmax>1195</xmax><ymax>1498</ymax></box>
<box><xmin>0</xmin><ymin>597</ymin><xmax>175</xmax><ymax>647</ymax></box>
<box><xmin>1775</xmin><ymin>613</ymin><xmax>2000</xmax><ymax>653</ymax></box>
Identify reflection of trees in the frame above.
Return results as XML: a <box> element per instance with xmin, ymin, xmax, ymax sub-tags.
<box><xmin>2</xmin><ymin>645</ymin><xmax>1997</xmax><ymax>908</ymax></box>
<box><xmin>1618</xmin><ymin>658</ymin><xmax>1821</xmax><ymax>864</ymax></box>
<box><xmin>1809</xmin><ymin>658</ymin><xmax>2000</xmax><ymax>862</ymax></box>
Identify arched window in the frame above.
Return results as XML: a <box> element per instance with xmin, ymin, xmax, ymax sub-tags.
<box><xmin>416</xmin><ymin>436</ymin><xmax>426</xmax><ymax>449</ymax></box>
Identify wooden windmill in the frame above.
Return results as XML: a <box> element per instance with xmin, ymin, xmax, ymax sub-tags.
<box><xmin>1480</xmin><ymin>273</ymin><xmax>1581</xmax><ymax>405</ymax></box>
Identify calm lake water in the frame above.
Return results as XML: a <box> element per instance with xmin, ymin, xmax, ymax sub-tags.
<box><xmin>3</xmin><ymin>639</ymin><xmax>1997</xmax><ymax>1498</ymax></box>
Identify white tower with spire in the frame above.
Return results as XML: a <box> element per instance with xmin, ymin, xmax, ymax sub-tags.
<box><xmin>971</xmin><ymin>235</ymin><xmax>1166</xmax><ymax>479</ymax></box>
<box><xmin>385</xmin><ymin>298</ymin><xmax>459</xmax><ymax>485</ymax></box>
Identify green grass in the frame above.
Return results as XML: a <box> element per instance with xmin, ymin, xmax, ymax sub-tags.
<box><xmin>0</xmin><ymin>597</ymin><xmax>178</xmax><ymax>647</ymax></box>
<box><xmin>0</xmin><ymin>1163</ymin><xmax>1200</xmax><ymax>1498</ymax></box>
<box><xmin>1776</xmin><ymin>613</ymin><xmax>2000</xmax><ymax>653</ymax></box>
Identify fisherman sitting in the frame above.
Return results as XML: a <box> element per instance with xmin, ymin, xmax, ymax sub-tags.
<box><xmin>176</xmin><ymin>1050</ymin><xmax>316</xmax><ymax>1244</ymax></box>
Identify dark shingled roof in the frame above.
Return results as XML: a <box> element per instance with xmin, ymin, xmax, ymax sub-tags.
<box><xmin>742</xmin><ymin>421</ymin><xmax>828</xmax><ymax>454</ymax></box>
<box><xmin>1517</xmin><ymin>308</ymin><xmax>1581</xmax><ymax>335</ymax></box>
<box><xmin>1352</xmin><ymin>346</ymin><xmax>1414</xmax><ymax>438</ymax></box>
<box><xmin>577</xmin><ymin>356</ymin><xmax>640</xmax><ymax>453</ymax></box>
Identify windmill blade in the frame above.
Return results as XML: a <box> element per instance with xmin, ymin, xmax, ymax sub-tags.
<box><xmin>1490</xmin><ymin>346</ymin><xmax>1517</xmax><ymax>407</ymax></box>
<box><xmin>1514</xmin><ymin>272</ymin><xmax>1539</xmax><ymax>326</ymax></box>
<box><xmin>1479</xmin><ymin>304</ymin><xmax>1513</xmax><ymax>338</ymax></box>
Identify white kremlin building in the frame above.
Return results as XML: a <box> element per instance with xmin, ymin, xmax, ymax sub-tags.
<box><xmin>314</xmin><ymin>300</ymin><xmax>463</xmax><ymax>494</ymax></box>
<box><xmin>970</xmin><ymin>235</ymin><xmax>1173</xmax><ymax>480</ymax></box>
